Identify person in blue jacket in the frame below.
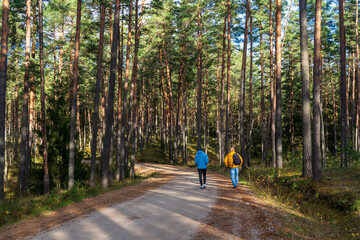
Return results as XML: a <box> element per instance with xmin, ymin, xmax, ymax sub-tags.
<box><xmin>195</xmin><ymin>146</ymin><xmax>209</xmax><ymax>189</ymax></box>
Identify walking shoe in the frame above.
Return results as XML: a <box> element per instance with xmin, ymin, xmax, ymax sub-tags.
<box><xmin>202</xmin><ymin>184</ymin><xmax>206</xmax><ymax>189</ymax></box>
<box><xmin>200</xmin><ymin>186</ymin><xmax>204</xmax><ymax>189</ymax></box>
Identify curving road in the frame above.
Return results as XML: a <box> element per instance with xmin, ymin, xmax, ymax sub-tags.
<box><xmin>31</xmin><ymin>164</ymin><xmax>218</xmax><ymax>240</ymax></box>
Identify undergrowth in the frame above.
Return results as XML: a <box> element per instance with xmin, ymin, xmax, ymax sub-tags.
<box><xmin>239</xmin><ymin>166</ymin><xmax>360</xmax><ymax>239</ymax></box>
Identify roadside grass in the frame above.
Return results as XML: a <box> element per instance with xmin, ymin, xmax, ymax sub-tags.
<box><xmin>0</xmin><ymin>172</ymin><xmax>158</xmax><ymax>228</ymax></box>
<box><xmin>238</xmin><ymin>164</ymin><xmax>360</xmax><ymax>239</ymax></box>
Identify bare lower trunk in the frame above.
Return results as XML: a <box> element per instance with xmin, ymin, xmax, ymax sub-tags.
<box><xmin>39</xmin><ymin>0</ymin><xmax>49</xmax><ymax>194</ymax></box>
<box><xmin>19</xmin><ymin>0</ymin><xmax>32</xmax><ymax>196</ymax></box>
<box><xmin>240</xmin><ymin>0</ymin><xmax>250</xmax><ymax>167</ymax></box>
<box><xmin>312</xmin><ymin>0</ymin><xmax>322</xmax><ymax>180</ymax></box>
<box><xmin>275</xmin><ymin>0</ymin><xmax>283</xmax><ymax>168</ymax></box>
<box><xmin>101</xmin><ymin>0</ymin><xmax>120</xmax><ymax>188</ymax></box>
<box><xmin>68</xmin><ymin>0</ymin><xmax>82</xmax><ymax>189</ymax></box>
<box><xmin>225</xmin><ymin>0</ymin><xmax>231</xmax><ymax>154</ymax></box>
<box><xmin>299</xmin><ymin>0</ymin><xmax>312</xmax><ymax>176</ymax></box>
<box><xmin>356</xmin><ymin>0</ymin><xmax>359</xmax><ymax>151</ymax></box>
<box><xmin>120</xmin><ymin>0</ymin><xmax>133</xmax><ymax>181</ymax></box>
<box><xmin>196</xmin><ymin>0</ymin><xmax>202</xmax><ymax>149</ymax></box>
<box><xmin>339</xmin><ymin>0</ymin><xmax>347</xmax><ymax>167</ymax></box>
<box><xmin>331</xmin><ymin>71</ymin><xmax>337</xmax><ymax>157</ymax></box>
<box><xmin>260</xmin><ymin>25</ymin><xmax>268</xmax><ymax>166</ymax></box>
<box><xmin>248</xmin><ymin>14</ymin><xmax>253</xmax><ymax>167</ymax></box>
<box><xmin>269</xmin><ymin>0</ymin><xmax>276</xmax><ymax>168</ymax></box>
<box><xmin>220</xmin><ymin>14</ymin><xmax>226</xmax><ymax>166</ymax></box>
<box><xmin>0</xmin><ymin>0</ymin><xmax>9</xmax><ymax>201</ymax></box>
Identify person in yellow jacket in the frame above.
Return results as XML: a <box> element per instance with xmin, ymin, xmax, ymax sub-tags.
<box><xmin>224</xmin><ymin>146</ymin><xmax>243</xmax><ymax>188</ymax></box>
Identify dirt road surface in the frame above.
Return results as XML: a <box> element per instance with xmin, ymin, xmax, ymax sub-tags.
<box><xmin>1</xmin><ymin>163</ymin><xmax>285</xmax><ymax>240</ymax></box>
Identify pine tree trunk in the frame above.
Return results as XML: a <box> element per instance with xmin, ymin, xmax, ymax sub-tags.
<box><xmin>116</xmin><ymin>5</ymin><xmax>124</xmax><ymax>182</ymax></box>
<box><xmin>330</xmin><ymin>71</ymin><xmax>337</xmax><ymax>157</ymax></box>
<box><xmin>275</xmin><ymin>0</ymin><xmax>283</xmax><ymax>168</ymax></box>
<box><xmin>260</xmin><ymin>24</ymin><xmax>268</xmax><ymax>166</ymax></box>
<box><xmin>39</xmin><ymin>0</ymin><xmax>49</xmax><ymax>194</ymax></box>
<box><xmin>312</xmin><ymin>0</ymin><xmax>322</xmax><ymax>180</ymax></box>
<box><xmin>220</xmin><ymin>14</ymin><xmax>226</xmax><ymax>166</ymax></box>
<box><xmin>182</xmin><ymin>83</ymin><xmax>188</xmax><ymax>164</ymax></box>
<box><xmin>216</xmin><ymin>43</ymin><xmax>221</xmax><ymax>160</ymax></box>
<box><xmin>68</xmin><ymin>0</ymin><xmax>82</xmax><ymax>189</ymax></box>
<box><xmin>90</xmin><ymin>0</ymin><xmax>106</xmax><ymax>187</ymax></box>
<box><xmin>248</xmin><ymin>14</ymin><xmax>253</xmax><ymax>167</ymax></box>
<box><xmin>240</xmin><ymin>0</ymin><xmax>250</xmax><ymax>167</ymax></box>
<box><xmin>162</xmin><ymin>43</ymin><xmax>174</xmax><ymax>164</ymax></box>
<box><xmin>204</xmin><ymin>71</ymin><xmax>209</xmax><ymax>153</ymax></box>
<box><xmin>352</xmin><ymin>54</ymin><xmax>356</xmax><ymax>145</ymax></box>
<box><xmin>19</xmin><ymin>0</ymin><xmax>32</xmax><ymax>196</ymax></box>
<box><xmin>339</xmin><ymin>0</ymin><xmax>347</xmax><ymax>167</ymax></box>
<box><xmin>0</xmin><ymin>0</ymin><xmax>9</xmax><ymax>201</ymax></box>
<box><xmin>53</xmin><ymin>25</ymin><xmax>57</xmax><ymax>92</ymax></box>
<box><xmin>347</xmin><ymin>56</ymin><xmax>351</xmax><ymax>136</ymax></box>
<box><xmin>130</xmin><ymin>0</ymin><xmax>145</xmax><ymax>178</ymax></box>
<box><xmin>101</xmin><ymin>0</ymin><xmax>120</xmax><ymax>188</ymax></box>
<box><xmin>4</xmin><ymin>107</ymin><xmax>7</xmax><ymax>186</ymax></box>
<box><xmin>120</xmin><ymin>0</ymin><xmax>133</xmax><ymax>180</ymax></box>
<box><xmin>27</xmin><ymin>3</ymin><xmax>37</xmax><ymax>189</ymax></box>
<box><xmin>176</xmin><ymin>39</ymin><xmax>186</xmax><ymax>163</ymax></box>
<box><xmin>196</xmin><ymin>0</ymin><xmax>202</xmax><ymax>149</ymax></box>
<box><xmin>14</xmin><ymin>71</ymin><xmax>19</xmax><ymax>165</ymax></box>
<box><xmin>77</xmin><ymin>95</ymin><xmax>82</xmax><ymax>151</ymax></box>
<box><xmin>58</xmin><ymin>24</ymin><xmax>64</xmax><ymax>84</ymax></box>
<box><xmin>356</xmin><ymin>0</ymin><xmax>360</xmax><ymax>151</ymax></box>
<box><xmin>269</xmin><ymin>0</ymin><xmax>276</xmax><ymax>168</ymax></box>
<box><xmin>289</xmin><ymin>43</ymin><xmax>295</xmax><ymax>154</ymax></box>
<box><xmin>320</xmin><ymin>101</ymin><xmax>326</xmax><ymax>168</ymax></box>
<box><xmin>225</xmin><ymin>0</ymin><xmax>231</xmax><ymax>156</ymax></box>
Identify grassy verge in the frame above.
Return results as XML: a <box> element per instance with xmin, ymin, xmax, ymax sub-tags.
<box><xmin>237</xmin><ymin>166</ymin><xmax>360</xmax><ymax>239</ymax></box>
<box><xmin>0</xmin><ymin>172</ymin><xmax>158</xmax><ymax>228</ymax></box>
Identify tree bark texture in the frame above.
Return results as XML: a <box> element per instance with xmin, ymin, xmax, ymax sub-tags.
<box><xmin>225</xmin><ymin>0</ymin><xmax>232</xmax><ymax>155</ymax></box>
<box><xmin>220</xmin><ymin>14</ymin><xmax>226</xmax><ymax>166</ymax></box>
<box><xmin>68</xmin><ymin>0</ymin><xmax>82</xmax><ymax>189</ymax></box>
<box><xmin>240</xmin><ymin>0</ymin><xmax>250</xmax><ymax>167</ymax></box>
<box><xmin>0</xmin><ymin>0</ymin><xmax>9</xmax><ymax>201</ymax></box>
<box><xmin>312</xmin><ymin>0</ymin><xmax>322</xmax><ymax>180</ymax></box>
<box><xmin>196</xmin><ymin>0</ymin><xmax>202</xmax><ymax>149</ymax></box>
<box><xmin>19</xmin><ymin>0</ymin><xmax>32</xmax><ymax>196</ymax></box>
<box><xmin>339</xmin><ymin>0</ymin><xmax>347</xmax><ymax>168</ymax></box>
<box><xmin>116</xmin><ymin>5</ymin><xmax>124</xmax><ymax>182</ymax></box>
<box><xmin>90</xmin><ymin>0</ymin><xmax>106</xmax><ymax>188</ymax></box>
<box><xmin>275</xmin><ymin>0</ymin><xmax>283</xmax><ymax>168</ymax></box>
<box><xmin>101</xmin><ymin>0</ymin><xmax>120</xmax><ymax>188</ymax></box>
<box><xmin>260</xmin><ymin>24</ymin><xmax>268</xmax><ymax>166</ymax></box>
<box><xmin>248</xmin><ymin>14</ymin><xmax>253</xmax><ymax>167</ymax></box>
<box><xmin>120</xmin><ymin>0</ymin><xmax>133</xmax><ymax>181</ymax></box>
<box><xmin>299</xmin><ymin>0</ymin><xmax>312</xmax><ymax>177</ymax></box>
<box><xmin>269</xmin><ymin>0</ymin><xmax>276</xmax><ymax>168</ymax></box>
<box><xmin>356</xmin><ymin>0</ymin><xmax>360</xmax><ymax>151</ymax></box>
<box><xmin>38</xmin><ymin>0</ymin><xmax>49</xmax><ymax>194</ymax></box>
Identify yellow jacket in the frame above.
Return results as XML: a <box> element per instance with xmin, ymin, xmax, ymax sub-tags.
<box><xmin>224</xmin><ymin>151</ymin><xmax>243</xmax><ymax>168</ymax></box>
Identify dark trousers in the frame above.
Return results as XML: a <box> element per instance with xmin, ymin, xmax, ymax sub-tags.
<box><xmin>198</xmin><ymin>169</ymin><xmax>207</xmax><ymax>186</ymax></box>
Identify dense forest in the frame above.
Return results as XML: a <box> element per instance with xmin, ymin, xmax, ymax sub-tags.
<box><xmin>0</xmin><ymin>0</ymin><xmax>359</xmax><ymax>201</ymax></box>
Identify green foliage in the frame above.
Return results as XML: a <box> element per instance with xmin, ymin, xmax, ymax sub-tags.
<box><xmin>345</xmin><ymin>142</ymin><xmax>360</xmax><ymax>168</ymax></box>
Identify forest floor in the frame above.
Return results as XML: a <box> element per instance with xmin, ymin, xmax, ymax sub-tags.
<box><xmin>0</xmin><ymin>163</ymin><xmax>290</xmax><ymax>240</ymax></box>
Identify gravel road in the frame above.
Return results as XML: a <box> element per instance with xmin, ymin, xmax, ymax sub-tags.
<box><xmin>31</xmin><ymin>164</ymin><xmax>218</xmax><ymax>240</ymax></box>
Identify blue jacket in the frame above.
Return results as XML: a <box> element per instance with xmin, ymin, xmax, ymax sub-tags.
<box><xmin>195</xmin><ymin>150</ymin><xmax>209</xmax><ymax>169</ymax></box>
